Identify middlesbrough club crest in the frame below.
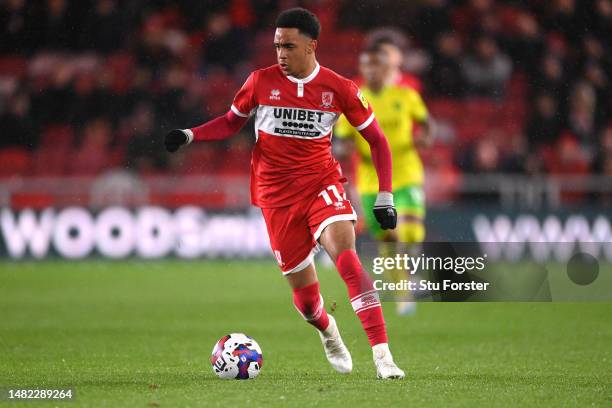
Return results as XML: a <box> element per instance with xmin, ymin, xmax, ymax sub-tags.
<box><xmin>321</xmin><ymin>91</ymin><xmax>334</xmax><ymax>108</ymax></box>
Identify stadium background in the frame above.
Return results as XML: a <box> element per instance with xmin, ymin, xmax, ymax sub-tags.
<box><xmin>1</xmin><ymin>0</ymin><xmax>611</xmax><ymax>259</ymax></box>
<box><xmin>1</xmin><ymin>1</ymin><xmax>611</xmax><ymax>406</ymax></box>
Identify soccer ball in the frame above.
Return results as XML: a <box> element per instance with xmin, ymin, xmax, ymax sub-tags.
<box><xmin>210</xmin><ymin>333</ymin><xmax>263</xmax><ymax>379</ymax></box>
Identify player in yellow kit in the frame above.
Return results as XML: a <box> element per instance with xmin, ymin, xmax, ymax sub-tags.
<box><xmin>335</xmin><ymin>44</ymin><xmax>433</xmax><ymax>314</ymax></box>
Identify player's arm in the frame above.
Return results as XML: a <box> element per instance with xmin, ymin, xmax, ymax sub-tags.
<box><xmin>165</xmin><ymin>72</ymin><xmax>258</xmax><ymax>152</ymax></box>
<box><xmin>341</xmin><ymin>81</ymin><xmax>397</xmax><ymax>230</ymax></box>
<box><xmin>409</xmin><ymin>90</ymin><xmax>434</xmax><ymax>148</ymax></box>
<box><xmin>164</xmin><ymin>110</ymin><xmax>248</xmax><ymax>152</ymax></box>
<box><xmin>358</xmin><ymin>119</ymin><xmax>397</xmax><ymax>230</ymax></box>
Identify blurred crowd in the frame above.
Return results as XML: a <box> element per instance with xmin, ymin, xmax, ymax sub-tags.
<box><xmin>0</xmin><ymin>0</ymin><xmax>611</xmax><ymax>184</ymax></box>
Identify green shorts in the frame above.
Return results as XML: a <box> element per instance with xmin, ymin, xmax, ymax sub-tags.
<box><xmin>361</xmin><ymin>185</ymin><xmax>425</xmax><ymax>239</ymax></box>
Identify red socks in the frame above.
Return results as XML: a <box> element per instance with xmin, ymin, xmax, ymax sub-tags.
<box><xmin>336</xmin><ymin>249</ymin><xmax>388</xmax><ymax>346</ymax></box>
<box><xmin>293</xmin><ymin>282</ymin><xmax>330</xmax><ymax>331</ymax></box>
<box><xmin>292</xmin><ymin>251</ymin><xmax>388</xmax><ymax>347</ymax></box>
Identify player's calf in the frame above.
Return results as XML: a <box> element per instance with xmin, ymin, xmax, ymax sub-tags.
<box><xmin>292</xmin><ymin>281</ymin><xmax>329</xmax><ymax>331</ymax></box>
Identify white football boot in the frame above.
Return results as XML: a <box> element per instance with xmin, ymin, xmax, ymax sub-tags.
<box><xmin>373</xmin><ymin>343</ymin><xmax>405</xmax><ymax>379</ymax></box>
<box><xmin>318</xmin><ymin>315</ymin><xmax>353</xmax><ymax>374</ymax></box>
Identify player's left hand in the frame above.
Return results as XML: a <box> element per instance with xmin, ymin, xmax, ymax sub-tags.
<box><xmin>164</xmin><ymin>129</ymin><xmax>192</xmax><ymax>152</ymax></box>
<box><xmin>373</xmin><ymin>192</ymin><xmax>397</xmax><ymax>230</ymax></box>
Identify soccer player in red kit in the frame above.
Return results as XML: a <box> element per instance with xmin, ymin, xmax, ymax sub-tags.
<box><xmin>165</xmin><ymin>8</ymin><xmax>405</xmax><ymax>379</ymax></box>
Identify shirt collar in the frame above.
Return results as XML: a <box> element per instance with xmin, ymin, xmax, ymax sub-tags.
<box><xmin>286</xmin><ymin>62</ymin><xmax>320</xmax><ymax>84</ymax></box>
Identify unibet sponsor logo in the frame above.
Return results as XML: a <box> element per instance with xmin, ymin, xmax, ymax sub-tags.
<box><xmin>273</xmin><ymin>108</ymin><xmax>325</xmax><ymax>122</ymax></box>
<box><xmin>273</xmin><ymin>108</ymin><xmax>325</xmax><ymax>137</ymax></box>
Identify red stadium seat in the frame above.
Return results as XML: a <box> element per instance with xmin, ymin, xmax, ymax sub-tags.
<box><xmin>179</xmin><ymin>145</ymin><xmax>222</xmax><ymax>174</ymax></box>
<box><xmin>31</xmin><ymin>125</ymin><xmax>75</xmax><ymax>176</ymax></box>
<box><xmin>0</xmin><ymin>56</ymin><xmax>27</xmax><ymax>78</ymax></box>
<box><xmin>32</xmin><ymin>147</ymin><xmax>70</xmax><ymax>176</ymax></box>
<box><xmin>68</xmin><ymin>147</ymin><xmax>110</xmax><ymax>175</ymax></box>
<box><xmin>40</xmin><ymin>125</ymin><xmax>74</xmax><ymax>148</ymax></box>
<box><xmin>428</xmin><ymin>98</ymin><xmax>461</xmax><ymax>122</ymax></box>
<box><xmin>0</xmin><ymin>147</ymin><xmax>31</xmax><ymax>177</ymax></box>
<box><xmin>105</xmin><ymin>53</ymin><xmax>136</xmax><ymax>94</ymax></box>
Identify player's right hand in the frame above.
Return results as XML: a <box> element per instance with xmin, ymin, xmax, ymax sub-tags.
<box><xmin>164</xmin><ymin>129</ymin><xmax>192</xmax><ymax>152</ymax></box>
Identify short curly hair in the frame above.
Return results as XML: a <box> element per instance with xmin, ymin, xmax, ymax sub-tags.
<box><xmin>275</xmin><ymin>8</ymin><xmax>321</xmax><ymax>40</ymax></box>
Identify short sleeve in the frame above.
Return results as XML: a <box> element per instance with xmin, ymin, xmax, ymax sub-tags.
<box><xmin>231</xmin><ymin>72</ymin><xmax>258</xmax><ymax>117</ymax></box>
<box><xmin>407</xmin><ymin>89</ymin><xmax>428</xmax><ymax>123</ymax></box>
<box><xmin>334</xmin><ymin>114</ymin><xmax>357</xmax><ymax>140</ymax></box>
<box><xmin>340</xmin><ymin>80</ymin><xmax>375</xmax><ymax>131</ymax></box>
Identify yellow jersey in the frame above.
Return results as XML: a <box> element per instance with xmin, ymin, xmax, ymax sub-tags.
<box><xmin>335</xmin><ymin>83</ymin><xmax>428</xmax><ymax>194</ymax></box>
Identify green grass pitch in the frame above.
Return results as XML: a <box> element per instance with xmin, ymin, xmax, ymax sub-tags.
<box><xmin>1</xmin><ymin>260</ymin><xmax>610</xmax><ymax>407</ymax></box>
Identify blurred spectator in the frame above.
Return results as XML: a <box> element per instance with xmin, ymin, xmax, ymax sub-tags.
<box><xmin>413</xmin><ymin>0</ymin><xmax>451</xmax><ymax>49</ymax></box>
<box><xmin>504</xmin><ymin>11</ymin><xmax>545</xmax><ymax>79</ymax></box>
<box><xmin>546</xmin><ymin>133</ymin><xmax>590</xmax><ymax>176</ymax></box>
<box><xmin>0</xmin><ymin>91</ymin><xmax>37</xmax><ymax>150</ymax></box>
<box><xmin>546</xmin><ymin>132</ymin><xmax>591</xmax><ymax>202</ymax></box>
<box><xmin>461</xmin><ymin>138</ymin><xmax>500</xmax><ymax>174</ymax></box>
<box><xmin>592</xmin><ymin>125</ymin><xmax>612</xmax><ymax>174</ymax></box>
<box><xmin>542</xmin><ymin>0</ymin><xmax>585</xmax><ymax>45</ymax></box>
<box><xmin>30</xmin><ymin>62</ymin><xmax>76</xmax><ymax>126</ymax></box>
<box><xmin>593</xmin><ymin>0</ymin><xmax>612</xmax><ymax>40</ymax></box>
<box><xmin>125</xmin><ymin>103</ymin><xmax>165</xmax><ymax>172</ymax></box>
<box><xmin>567</xmin><ymin>81</ymin><xmax>600</xmax><ymax>151</ymax></box>
<box><xmin>38</xmin><ymin>0</ymin><xmax>77</xmax><ymax>50</ymax></box>
<box><xmin>461</xmin><ymin>35</ymin><xmax>512</xmax><ymax>98</ymax></box>
<box><xmin>72</xmin><ymin>68</ymin><xmax>117</xmax><ymax>125</ymax></box>
<box><xmin>428</xmin><ymin>31</ymin><xmax>464</xmax><ymax>97</ymax></box>
<box><xmin>70</xmin><ymin>117</ymin><xmax>112</xmax><ymax>175</ymax></box>
<box><xmin>135</xmin><ymin>13</ymin><xmax>173</xmax><ymax>75</ymax></box>
<box><xmin>202</xmin><ymin>12</ymin><xmax>249</xmax><ymax>73</ymax></box>
<box><xmin>0</xmin><ymin>0</ymin><xmax>30</xmax><ymax>53</ymax></box>
<box><xmin>79</xmin><ymin>0</ymin><xmax>124</xmax><ymax>53</ymax></box>
<box><xmin>525</xmin><ymin>92</ymin><xmax>563</xmax><ymax>150</ymax></box>
<box><xmin>156</xmin><ymin>63</ymin><xmax>207</xmax><ymax>130</ymax></box>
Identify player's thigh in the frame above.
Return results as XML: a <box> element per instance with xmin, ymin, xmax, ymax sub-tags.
<box><xmin>261</xmin><ymin>206</ymin><xmax>318</xmax><ymax>275</ymax></box>
<box><xmin>307</xmin><ymin>182</ymin><xmax>358</xmax><ymax>262</ymax></box>
<box><xmin>318</xmin><ymin>220</ymin><xmax>356</xmax><ymax>262</ymax></box>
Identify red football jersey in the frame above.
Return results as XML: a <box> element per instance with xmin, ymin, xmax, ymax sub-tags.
<box><xmin>231</xmin><ymin>63</ymin><xmax>374</xmax><ymax>208</ymax></box>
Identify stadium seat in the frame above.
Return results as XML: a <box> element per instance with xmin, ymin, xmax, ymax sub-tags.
<box><xmin>69</xmin><ymin>147</ymin><xmax>110</xmax><ymax>176</ymax></box>
<box><xmin>105</xmin><ymin>53</ymin><xmax>136</xmax><ymax>94</ymax></box>
<box><xmin>29</xmin><ymin>125</ymin><xmax>76</xmax><ymax>176</ymax></box>
<box><xmin>32</xmin><ymin>147</ymin><xmax>70</xmax><ymax>176</ymax></box>
<box><xmin>179</xmin><ymin>145</ymin><xmax>222</xmax><ymax>174</ymax></box>
<box><xmin>40</xmin><ymin>125</ymin><xmax>74</xmax><ymax>149</ymax></box>
<box><xmin>428</xmin><ymin>98</ymin><xmax>461</xmax><ymax>122</ymax></box>
<box><xmin>0</xmin><ymin>56</ymin><xmax>27</xmax><ymax>78</ymax></box>
<box><xmin>0</xmin><ymin>147</ymin><xmax>31</xmax><ymax>177</ymax></box>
